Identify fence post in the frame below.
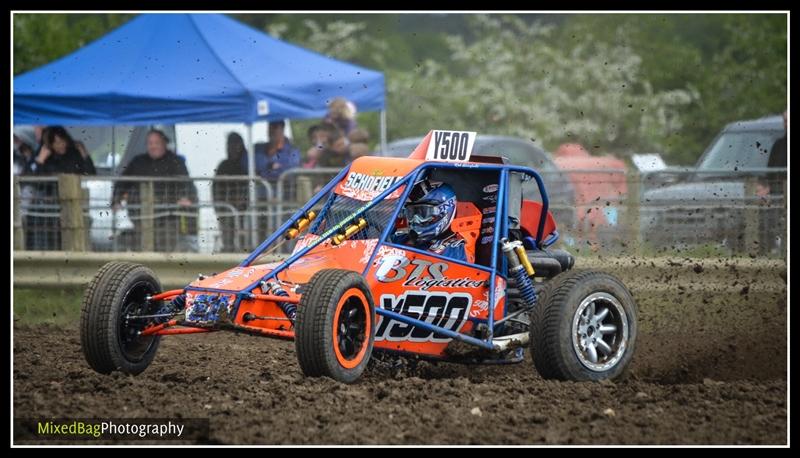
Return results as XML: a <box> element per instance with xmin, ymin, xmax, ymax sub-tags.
<box><xmin>296</xmin><ymin>175</ymin><xmax>313</xmax><ymax>204</ymax></box>
<box><xmin>140</xmin><ymin>181</ymin><xmax>155</xmax><ymax>252</ymax></box>
<box><xmin>13</xmin><ymin>177</ymin><xmax>24</xmax><ymax>250</ymax></box>
<box><xmin>625</xmin><ymin>170</ymin><xmax>642</xmax><ymax>255</ymax></box>
<box><xmin>82</xmin><ymin>187</ymin><xmax>92</xmax><ymax>249</ymax></box>
<box><xmin>58</xmin><ymin>174</ymin><xmax>87</xmax><ymax>252</ymax></box>
<box><xmin>743</xmin><ymin>176</ymin><xmax>759</xmax><ymax>253</ymax></box>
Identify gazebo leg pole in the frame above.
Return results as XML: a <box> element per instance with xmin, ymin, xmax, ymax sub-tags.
<box><xmin>380</xmin><ymin>110</ymin><xmax>388</xmax><ymax>154</ymax></box>
<box><xmin>246</xmin><ymin>122</ymin><xmax>258</xmax><ymax>250</ymax></box>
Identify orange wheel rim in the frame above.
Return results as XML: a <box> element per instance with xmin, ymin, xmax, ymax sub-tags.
<box><xmin>332</xmin><ymin>288</ymin><xmax>371</xmax><ymax>369</ymax></box>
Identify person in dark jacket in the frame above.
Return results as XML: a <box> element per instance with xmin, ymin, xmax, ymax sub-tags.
<box><xmin>112</xmin><ymin>129</ymin><xmax>199</xmax><ymax>252</ymax></box>
<box><xmin>28</xmin><ymin>126</ymin><xmax>96</xmax><ymax>176</ymax></box>
<box><xmin>24</xmin><ymin>126</ymin><xmax>96</xmax><ymax>250</ymax></box>
<box><xmin>213</xmin><ymin>132</ymin><xmax>248</xmax><ymax>252</ymax></box>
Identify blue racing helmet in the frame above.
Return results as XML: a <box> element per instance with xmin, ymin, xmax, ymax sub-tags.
<box><xmin>404</xmin><ymin>182</ymin><xmax>457</xmax><ymax>242</ymax></box>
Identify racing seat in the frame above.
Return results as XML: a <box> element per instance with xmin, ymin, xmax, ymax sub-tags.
<box><xmin>450</xmin><ymin>202</ymin><xmax>482</xmax><ymax>263</ymax></box>
<box><xmin>519</xmin><ymin>200</ymin><xmax>558</xmax><ymax>247</ymax></box>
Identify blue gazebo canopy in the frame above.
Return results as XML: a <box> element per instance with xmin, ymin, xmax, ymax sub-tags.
<box><xmin>13</xmin><ymin>13</ymin><xmax>385</xmax><ymax>125</ymax></box>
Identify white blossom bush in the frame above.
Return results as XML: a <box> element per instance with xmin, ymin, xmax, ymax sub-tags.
<box><xmin>267</xmin><ymin>16</ymin><xmax>696</xmax><ymax>155</ymax></box>
<box><xmin>388</xmin><ymin>15</ymin><xmax>696</xmax><ymax>154</ymax></box>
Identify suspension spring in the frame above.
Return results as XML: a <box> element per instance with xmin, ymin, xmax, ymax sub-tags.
<box><xmin>501</xmin><ymin>237</ymin><xmax>538</xmax><ymax>309</ymax></box>
<box><xmin>153</xmin><ymin>294</ymin><xmax>186</xmax><ymax>323</ymax></box>
<box><xmin>511</xmin><ymin>266</ymin><xmax>537</xmax><ymax>307</ymax></box>
<box><xmin>262</xmin><ymin>281</ymin><xmax>296</xmax><ymax>322</ymax></box>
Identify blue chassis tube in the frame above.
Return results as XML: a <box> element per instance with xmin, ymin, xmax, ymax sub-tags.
<box><xmin>213</xmin><ymin>161</ymin><xmax>550</xmax><ymax>350</ymax></box>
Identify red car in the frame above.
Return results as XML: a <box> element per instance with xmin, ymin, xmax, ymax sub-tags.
<box><xmin>553</xmin><ymin>144</ymin><xmax>628</xmax><ymax>248</ymax></box>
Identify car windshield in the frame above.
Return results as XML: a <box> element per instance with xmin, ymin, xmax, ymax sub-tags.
<box><xmin>696</xmin><ymin>130</ymin><xmax>783</xmax><ymax>170</ymax></box>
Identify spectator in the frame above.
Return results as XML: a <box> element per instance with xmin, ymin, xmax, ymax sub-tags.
<box><xmin>13</xmin><ymin>127</ymin><xmax>36</xmax><ymax>176</ymax></box>
<box><xmin>28</xmin><ymin>126</ymin><xmax>96</xmax><ymax>176</ymax></box>
<box><xmin>23</xmin><ymin>126</ymin><xmax>96</xmax><ymax>250</ymax></box>
<box><xmin>34</xmin><ymin>126</ymin><xmax>46</xmax><ymax>150</ymax></box>
<box><xmin>213</xmin><ymin>133</ymin><xmax>248</xmax><ymax>252</ymax></box>
<box><xmin>303</xmin><ymin>124</ymin><xmax>331</xmax><ymax>169</ymax></box>
<box><xmin>348</xmin><ymin>128</ymin><xmax>371</xmax><ymax>159</ymax></box>
<box><xmin>314</xmin><ymin>123</ymin><xmax>351</xmax><ymax>169</ymax></box>
<box><xmin>323</xmin><ymin>97</ymin><xmax>358</xmax><ymax>136</ymax></box>
<box><xmin>243</xmin><ymin>120</ymin><xmax>300</xmax><ymax>182</ymax></box>
<box><xmin>768</xmin><ymin>111</ymin><xmax>787</xmax><ymax>169</ymax></box>
<box><xmin>112</xmin><ymin>129</ymin><xmax>199</xmax><ymax>252</ymax></box>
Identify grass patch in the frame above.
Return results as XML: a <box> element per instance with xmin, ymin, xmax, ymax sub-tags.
<box><xmin>13</xmin><ymin>287</ymin><xmax>84</xmax><ymax>325</ymax></box>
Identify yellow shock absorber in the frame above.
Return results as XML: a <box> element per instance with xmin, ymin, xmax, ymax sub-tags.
<box><xmin>331</xmin><ymin>218</ymin><xmax>368</xmax><ymax>245</ymax></box>
<box><xmin>284</xmin><ymin>211</ymin><xmax>317</xmax><ymax>240</ymax></box>
<box><xmin>514</xmin><ymin>245</ymin><xmax>535</xmax><ymax>277</ymax></box>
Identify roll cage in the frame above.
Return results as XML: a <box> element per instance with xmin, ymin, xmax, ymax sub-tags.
<box><xmin>185</xmin><ymin>160</ymin><xmax>553</xmax><ymax>349</ymax></box>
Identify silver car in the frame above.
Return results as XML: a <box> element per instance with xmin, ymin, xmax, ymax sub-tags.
<box><xmin>641</xmin><ymin>115</ymin><xmax>786</xmax><ymax>253</ymax></box>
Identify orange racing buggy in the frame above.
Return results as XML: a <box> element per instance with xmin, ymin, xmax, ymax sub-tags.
<box><xmin>80</xmin><ymin>131</ymin><xmax>638</xmax><ymax>383</ymax></box>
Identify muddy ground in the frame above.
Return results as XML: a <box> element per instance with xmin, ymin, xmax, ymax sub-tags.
<box><xmin>13</xmin><ymin>258</ymin><xmax>787</xmax><ymax>445</ymax></box>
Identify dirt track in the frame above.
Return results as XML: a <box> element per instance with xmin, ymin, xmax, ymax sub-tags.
<box><xmin>13</xmin><ymin>261</ymin><xmax>787</xmax><ymax>445</ymax></box>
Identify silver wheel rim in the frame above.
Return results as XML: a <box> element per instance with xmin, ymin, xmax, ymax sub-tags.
<box><xmin>571</xmin><ymin>292</ymin><xmax>628</xmax><ymax>372</ymax></box>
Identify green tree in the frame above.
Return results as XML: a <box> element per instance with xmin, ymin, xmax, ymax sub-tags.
<box><xmin>14</xmin><ymin>13</ymin><xmax>787</xmax><ymax>166</ymax></box>
<box><xmin>14</xmin><ymin>13</ymin><xmax>133</xmax><ymax>75</ymax></box>
<box><xmin>387</xmin><ymin>15</ymin><xmax>696</xmax><ymax>154</ymax></box>
<box><xmin>551</xmin><ymin>14</ymin><xmax>787</xmax><ymax>164</ymax></box>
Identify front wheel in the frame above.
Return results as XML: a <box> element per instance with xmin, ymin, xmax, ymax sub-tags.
<box><xmin>295</xmin><ymin>269</ymin><xmax>375</xmax><ymax>383</ymax></box>
<box><xmin>530</xmin><ymin>270</ymin><xmax>637</xmax><ymax>381</ymax></box>
<box><xmin>80</xmin><ymin>262</ymin><xmax>163</xmax><ymax>375</ymax></box>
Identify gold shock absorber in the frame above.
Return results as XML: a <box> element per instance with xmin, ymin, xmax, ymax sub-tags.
<box><xmin>284</xmin><ymin>211</ymin><xmax>317</xmax><ymax>240</ymax></box>
<box><xmin>514</xmin><ymin>245</ymin><xmax>535</xmax><ymax>277</ymax></box>
<box><xmin>331</xmin><ymin>218</ymin><xmax>368</xmax><ymax>245</ymax></box>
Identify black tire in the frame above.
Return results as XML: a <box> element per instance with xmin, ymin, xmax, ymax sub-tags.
<box><xmin>295</xmin><ymin>269</ymin><xmax>376</xmax><ymax>384</ymax></box>
<box><xmin>530</xmin><ymin>269</ymin><xmax>637</xmax><ymax>381</ymax></box>
<box><xmin>80</xmin><ymin>262</ymin><xmax>162</xmax><ymax>375</ymax></box>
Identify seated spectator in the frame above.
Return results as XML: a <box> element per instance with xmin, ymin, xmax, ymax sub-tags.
<box><xmin>213</xmin><ymin>133</ymin><xmax>249</xmax><ymax>252</ymax></box>
<box><xmin>323</xmin><ymin>97</ymin><xmax>358</xmax><ymax>136</ymax></box>
<box><xmin>112</xmin><ymin>129</ymin><xmax>199</xmax><ymax>253</ymax></box>
<box><xmin>242</xmin><ymin>120</ymin><xmax>300</xmax><ymax>182</ymax></box>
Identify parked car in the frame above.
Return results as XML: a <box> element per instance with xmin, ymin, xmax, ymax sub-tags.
<box><xmin>641</xmin><ymin>115</ymin><xmax>787</xmax><ymax>253</ymax></box>
<box><xmin>379</xmin><ymin>135</ymin><xmax>577</xmax><ymax>233</ymax></box>
<box><xmin>552</xmin><ymin>144</ymin><xmax>628</xmax><ymax>249</ymax></box>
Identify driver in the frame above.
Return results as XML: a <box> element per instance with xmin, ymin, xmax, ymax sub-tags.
<box><xmin>392</xmin><ymin>180</ymin><xmax>473</xmax><ymax>263</ymax></box>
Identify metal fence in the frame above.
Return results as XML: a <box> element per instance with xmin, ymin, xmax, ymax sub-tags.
<box><xmin>13</xmin><ymin>167</ymin><xmax>787</xmax><ymax>257</ymax></box>
<box><xmin>15</xmin><ymin>175</ymin><xmax>276</xmax><ymax>253</ymax></box>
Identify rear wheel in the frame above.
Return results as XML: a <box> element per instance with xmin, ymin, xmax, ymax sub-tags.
<box><xmin>295</xmin><ymin>269</ymin><xmax>375</xmax><ymax>383</ymax></box>
<box><xmin>80</xmin><ymin>262</ymin><xmax>162</xmax><ymax>375</ymax></box>
<box><xmin>530</xmin><ymin>270</ymin><xmax>637</xmax><ymax>381</ymax></box>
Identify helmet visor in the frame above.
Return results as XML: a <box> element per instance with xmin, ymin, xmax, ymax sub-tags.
<box><xmin>404</xmin><ymin>203</ymin><xmax>446</xmax><ymax>225</ymax></box>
